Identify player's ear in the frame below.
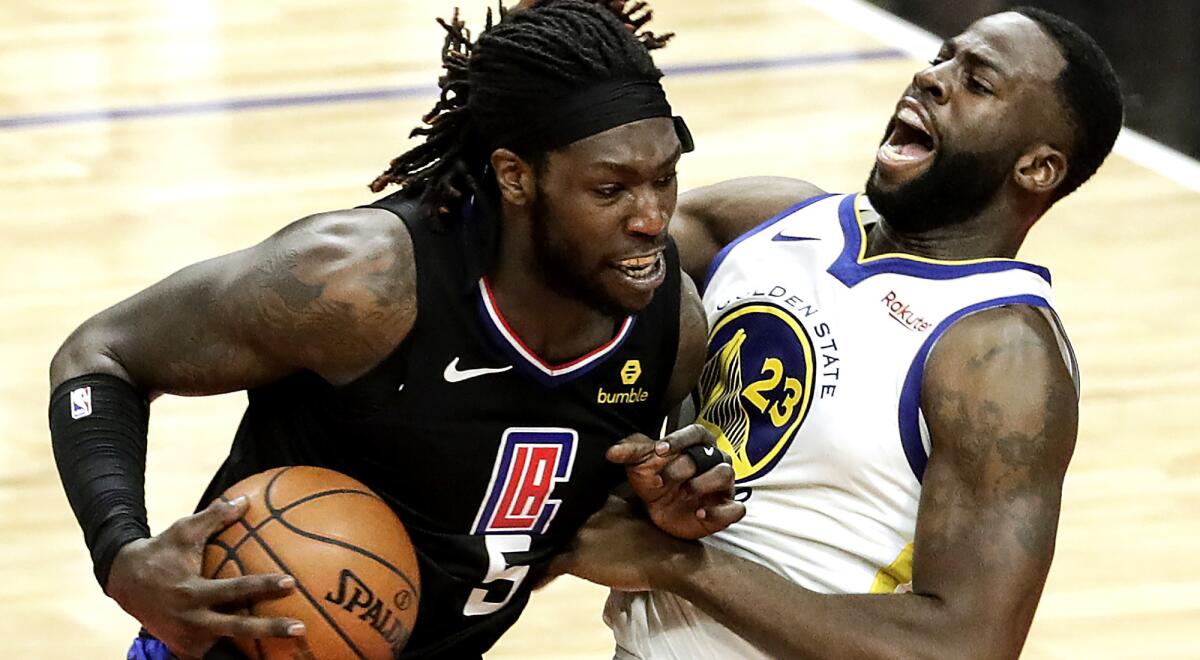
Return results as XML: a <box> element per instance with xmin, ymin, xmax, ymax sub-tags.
<box><xmin>1014</xmin><ymin>144</ymin><xmax>1068</xmax><ymax>195</ymax></box>
<box><xmin>490</xmin><ymin>149</ymin><xmax>536</xmax><ymax>207</ymax></box>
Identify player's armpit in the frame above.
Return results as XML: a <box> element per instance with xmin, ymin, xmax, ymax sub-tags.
<box><xmin>911</xmin><ymin>303</ymin><xmax>1078</xmax><ymax>657</ymax></box>
<box><xmin>50</xmin><ymin>207</ymin><xmax>416</xmax><ymax>395</ymax></box>
<box><xmin>671</xmin><ymin>176</ymin><xmax>826</xmax><ymax>282</ymax></box>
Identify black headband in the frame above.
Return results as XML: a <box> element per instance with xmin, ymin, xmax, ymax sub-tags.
<box><xmin>481</xmin><ymin>78</ymin><xmax>694</xmax><ymax>154</ymax></box>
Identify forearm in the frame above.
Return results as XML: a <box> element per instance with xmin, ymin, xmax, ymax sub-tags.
<box><xmin>49</xmin><ymin>373</ymin><xmax>152</xmax><ymax>590</ymax></box>
<box><xmin>663</xmin><ymin>546</ymin><xmax>995</xmax><ymax>660</ymax></box>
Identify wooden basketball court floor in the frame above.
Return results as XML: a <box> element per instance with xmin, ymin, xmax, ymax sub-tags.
<box><xmin>2</xmin><ymin>0</ymin><xmax>1197</xmax><ymax>657</ymax></box>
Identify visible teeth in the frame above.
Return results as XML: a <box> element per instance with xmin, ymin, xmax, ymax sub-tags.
<box><xmin>617</xmin><ymin>253</ymin><xmax>660</xmax><ymax>279</ymax></box>
<box><xmin>896</xmin><ymin>107</ymin><xmax>929</xmax><ymax>137</ymax></box>
<box><xmin>621</xmin><ymin>255</ymin><xmax>657</xmax><ymax>268</ymax></box>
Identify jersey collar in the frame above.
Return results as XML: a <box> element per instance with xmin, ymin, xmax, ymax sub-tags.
<box><xmin>827</xmin><ymin>194</ymin><xmax>1052</xmax><ymax>287</ymax></box>
<box><xmin>476</xmin><ymin>277</ymin><xmax>636</xmax><ymax>387</ymax></box>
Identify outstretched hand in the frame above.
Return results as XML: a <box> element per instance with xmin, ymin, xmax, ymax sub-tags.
<box><xmin>105</xmin><ymin>497</ymin><xmax>303</xmax><ymax>659</ymax></box>
<box><xmin>609</xmin><ymin>424</ymin><xmax>746</xmax><ymax>539</ymax></box>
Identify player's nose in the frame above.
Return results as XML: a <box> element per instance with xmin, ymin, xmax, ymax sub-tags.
<box><xmin>626</xmin><ymin>189</ymin><xmax>669</xmax><ymax>237</ymax></box>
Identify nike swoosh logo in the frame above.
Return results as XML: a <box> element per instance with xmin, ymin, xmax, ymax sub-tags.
<box><xmin>772</xmin><ymin>231</ymin><xmax>819</xmax><ymax>242</ymax></box>
<box><xmin>443</xmin><ymin>357</ymin><xmax>512</xmax><ymax>383</ymax></box>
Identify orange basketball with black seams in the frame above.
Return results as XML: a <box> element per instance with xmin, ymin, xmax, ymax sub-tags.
<box><xmin>202</xmin><ymin>466</ymin><xmax>420</xmax><ymax>659</ymax></box>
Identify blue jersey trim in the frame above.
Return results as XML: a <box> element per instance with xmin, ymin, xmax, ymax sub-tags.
<box><xmin>827</xmin><ymin>194</ymin><xmax>1053</xmax><ymax>287</ymax></box>
<box><xmin>898</xmin><ymin>294</ymin><xmax>1052</xmax><ymax>483</ymax></box>
<box><xmin>474</xmin><ymin>287</ymin><xmax>637</xmax><ymax>388</ymax></box>
<box><xmin>701</xmin><ymin>193</ymin><xmax>836</xmax><ymax>293</ymax></box>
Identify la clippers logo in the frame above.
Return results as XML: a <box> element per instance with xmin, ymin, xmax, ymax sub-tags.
<box><xmin>881</xmin><ymin>291</ymin><xmax>932</xmax><ymax>332</ymax></box>
<box><xmin>471</xmin><ymin>428</ymin><xmax>577</xmax><ymax>534</ymax></box>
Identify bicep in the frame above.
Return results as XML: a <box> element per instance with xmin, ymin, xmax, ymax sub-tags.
<box><xmin>51</xmin><ymin>208</ymin><xmax>416</xmax><ymax>394</ymax></box>
<box><xmin>671</xmin><ymin>177</ymin><xmax>826</xmax><ymax>283</ymax></box>
<box><xmin>910</xmin><ymin>306</ymin><xmax>1078</xmax><ymax>654</ymax></box>
<box><xmin>50</xmin><ymin>247</ymin><xmax>291</xmax><ymax>395</ymax></box>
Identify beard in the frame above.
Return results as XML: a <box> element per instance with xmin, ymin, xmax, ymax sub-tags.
<box><xmin>865</xmin><ymin>139</ymin><xmax>1020</xmax><ymax>234</ymax></box>
<box><xmin>529</xmin><ymin>192</ymin><xmax>633</xmax><ymax>317</ymax></box>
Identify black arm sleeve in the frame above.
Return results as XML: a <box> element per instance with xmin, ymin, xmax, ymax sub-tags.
<box><xmin>49</xmin><ymin>373</ymin><xmax>152</xmax><ymax>590</ymax></box>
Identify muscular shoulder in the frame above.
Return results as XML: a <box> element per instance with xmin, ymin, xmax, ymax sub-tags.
<box><xmin>234</xmin><ymin>207</ymin><xmax>417</xmax><ymax>384</ymax></box>
<box><xmin>926</xmin><ymin>305</ymin><xmax>1067</xmax><ymax>387</ymax></box>
<box><xmin>266</xmin><ymin>208</ymin><xmax>414</xmax><ymax>309</ymax></box>
<box><xmin>672</xmin><ymin>177</ymin><xmax>826</xmax><ymax>282</ymax></box>
<box><xmin>922</xmin><ymin>304</ymin><xmax>1077</xmax><ymax>459</ymax></box>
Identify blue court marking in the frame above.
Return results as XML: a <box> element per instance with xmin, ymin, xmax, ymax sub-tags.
<box><xmin>0</xmin><ymin>48</ymin><xmax>904</xmax><ymax>131</ymax></box>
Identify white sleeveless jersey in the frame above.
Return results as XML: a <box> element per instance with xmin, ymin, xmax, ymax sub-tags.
<box><xmin>606</xmin><ymin>193</ymin><xmax>1077</xmax><ymax>659</ymax></box>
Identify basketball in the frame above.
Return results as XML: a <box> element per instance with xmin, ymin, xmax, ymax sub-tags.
<box><xmin>202</xmin><ymin>466</ymin><xmax>421</xmax><ymax>659</ymax></box>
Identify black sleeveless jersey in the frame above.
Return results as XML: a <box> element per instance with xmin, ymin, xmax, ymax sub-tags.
<box><xmin>198</xmin><ymin>192</ymin><xmax>682</xmax><ymax>658</ymax></box>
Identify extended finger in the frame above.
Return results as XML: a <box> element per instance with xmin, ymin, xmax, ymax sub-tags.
<box><xmin>194</xmin><ymin>610</ymin><xmax>306</xmax><ymax>640</ymax></box>
<box><xmin>195</xmin><ymin>573</ymin><xmax>297</xmax><ymax>606</ymax></box>
<box><xmin>658</xmin><ymin>424</ymin><xmax>714</xmax><ymax>456</ymax></box>
<box><xmin>174</xmin><ymin>496</ymin><xmax>249</xmax><ymax>546</ymax></box>
<box><xmin>606</xmin><ymin>433</ymin><xmax>659</xmax><ymax>465</ymax></box>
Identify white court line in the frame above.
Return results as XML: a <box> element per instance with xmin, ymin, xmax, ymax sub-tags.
<box><xmin>807</xmin><ymin>0</ymin><xmax>1200</xmax><ymax>193</ymax></box>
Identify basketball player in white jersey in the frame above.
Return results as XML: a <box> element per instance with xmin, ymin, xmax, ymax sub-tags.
<box><xmin>558</xmin><ymin>8</ymin><xmax>1124</xmax><ymax>659</ymax></box>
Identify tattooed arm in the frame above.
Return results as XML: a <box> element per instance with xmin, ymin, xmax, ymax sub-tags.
<box><xmin>51</xmin><ymin>207</ymin><xmax>416</xmax><ymax>393</ymax></box>
<box><xmin>559</xmin><ymin>304</ymin><xmax>1078</xmax><ymax>659</ymax></box>
<box><xmin>49</xmin><ymin>207</ymin><xmax>416</xmax><ymax>657</ymax></box>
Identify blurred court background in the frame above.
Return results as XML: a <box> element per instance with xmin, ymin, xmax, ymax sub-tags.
<box><xmin>2</xmin><ymin>0</ymin><xmax>1196</xmax><ymax>657</ymax></box>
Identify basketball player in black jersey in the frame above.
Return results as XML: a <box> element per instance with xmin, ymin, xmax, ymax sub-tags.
<box><xmin>48</xmin><ymin>2</ymin><xmax>744</xmax><ymax>658</ymax></box>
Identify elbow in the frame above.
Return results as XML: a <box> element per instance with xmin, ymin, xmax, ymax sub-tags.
<box><xmin>49</xmin><ymin>320</ymin><xmax>131</xmax><ymax>390</ymax></box>
<box><xmin>920</xmin><ymin>606</ymin><xmax>1029</xmax><ymax>660</ymax></box>
<box><xmin>943</xmin><ymin>631</ymin><xmax>1026</xmax><ymax>660</ymax></box>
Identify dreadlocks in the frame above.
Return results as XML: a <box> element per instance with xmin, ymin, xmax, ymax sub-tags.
<box><xmin>368</xmin><ymin>0</ymin><xmax>672</xmax><ymax>216</ymax></box>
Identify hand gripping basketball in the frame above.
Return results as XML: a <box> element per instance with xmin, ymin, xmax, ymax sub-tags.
<box><xmin>105</xmin><ymin>497</ymin><xmax>303</xmax><ymax>660</ymax></box>
<box><xmin>201</xmin><ymin>467</ymin><xmax>421</xmax><ymax>660</ymax></box>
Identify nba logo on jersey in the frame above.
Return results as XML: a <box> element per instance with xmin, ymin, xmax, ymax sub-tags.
<box><xmin>70</xmin><ymin>386</ymin><xmax>93</xmax><ymax>419</ymax></box>
<box><xmin>471</xmin><ymin>428</ymin><xmax>577</xmax><ymax>535</ymax></box>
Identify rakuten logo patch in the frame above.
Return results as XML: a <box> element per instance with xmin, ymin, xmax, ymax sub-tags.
<box><xmin>881</xmin><ymin>291</ymin><xmax>932</xmax><ymax>332</ymax></box>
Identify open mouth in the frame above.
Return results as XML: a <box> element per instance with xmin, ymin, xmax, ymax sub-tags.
<box><xmin>876</xmin><ymin>101</ymin><xmax>937</xmax><ymax>182</ymax></box>
<box><xmin>614</xmin><ymin>251</ymin><xmax>665</xmax><ymax>288</ymax></box>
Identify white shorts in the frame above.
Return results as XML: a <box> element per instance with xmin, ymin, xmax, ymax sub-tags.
<box><xmin>604</xmin><ymin>590</ymin><xmax>772</xmax><ymax>660</ymax></box>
